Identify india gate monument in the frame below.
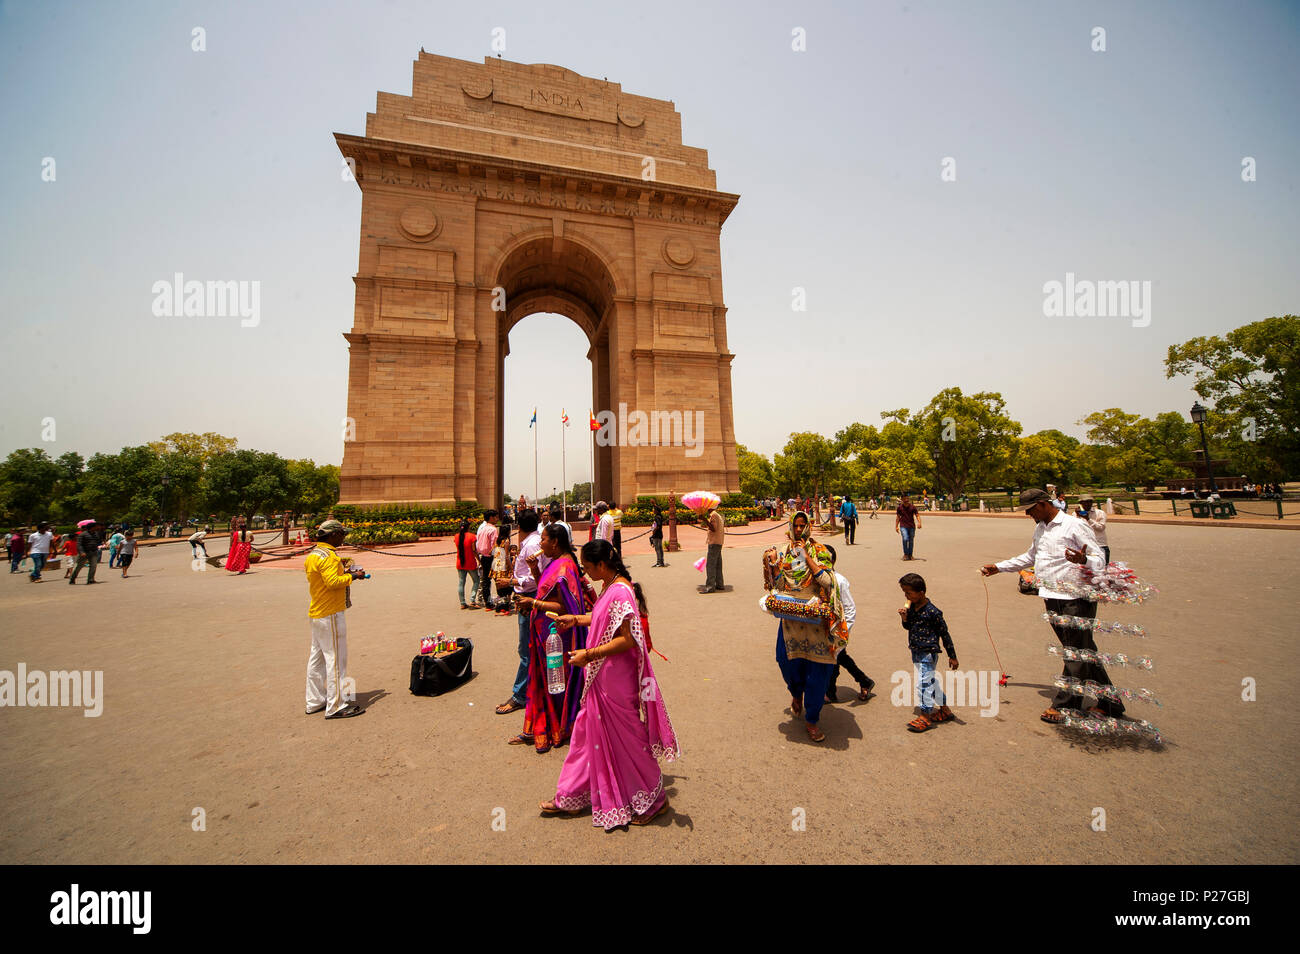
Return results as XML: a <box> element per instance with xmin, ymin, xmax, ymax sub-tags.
<box><xmin>336</xmin><ymin>52</ymin><xmax>741</xmax><ymax>507</ymax></box>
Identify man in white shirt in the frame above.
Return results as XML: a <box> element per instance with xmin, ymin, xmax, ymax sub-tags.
<box><xmin>496</xmin><ymin>509</ymin><xmax>542</xmax><ymax>715</ymax></box>
<box><xmin>475</xmin><ymin>509</ymin><xmax>500</xmax><ymax>610</ymax></box>
<box><xmin>981</xmin><ymin>488</ymin><xmax>1122</xmax><ymax>722</ymax></box>
<box><xmin>822</xmin><ymin>545</ymin><xmax>874</xmax><ymax>703</ymax></box>
<box><xmin>593</xmin><ymin>501</ymin><xmax>613</xmax><ymax>544</ymax></box>
<box><xmin>547</xmin><ymin>504</ymin><xmax>572</xmax><ymax>543</ymax></box>
<box><xmin>189</xmin><ymin>528</ymin><xmax>208</xmax><ymax>560</ymax></box>
<box><xmin>26</xmin><ymin>522</ymin><xmax>54</xmax><ymax>582</ymax></box>
<box><xmin>1076</xmin><ymin>496</ymin><xmax>1109</xmax><ymax>565</ymax></box>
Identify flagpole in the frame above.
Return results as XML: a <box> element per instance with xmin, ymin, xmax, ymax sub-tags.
<box><xmin>533</xmin><ymin>409</ymin><xmax>538</xmax><ymax>506</ymax></box>
<box><xmin>561</xmin><ymin>413</ymin><xmax>568</xmax><ymax>523</ymax></box>
<box><xmin>589</xmin><ymin>408</ymin><xmax>595</xmax><ymax>510</ymax></box>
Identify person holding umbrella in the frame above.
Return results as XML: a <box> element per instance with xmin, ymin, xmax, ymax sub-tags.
<box><xmin>69</xmin><ymin>519</ymin><xmax>104</xmax><ymax>585</ymax></box>
<box><xmin>681</xmin><ymin>492</ymin><xmax>724</xmax><ymax>593</ymax></box>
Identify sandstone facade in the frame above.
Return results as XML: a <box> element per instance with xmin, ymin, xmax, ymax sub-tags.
<box><xmin>337</xmin><ymin>53</ymin><xmax>740</xmax><ymax>507</ymax></box>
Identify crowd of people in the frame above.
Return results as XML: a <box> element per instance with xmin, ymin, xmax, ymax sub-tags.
<box><xmin>304</xmin><ymin>501</ymin><xmax>683</xmax><ymax>830</ymax></box>
<box><xmin>757</xmin><ymin>485</ymin><xmax>1121</xmax><ymax>743</ymax></box>
<box><xmin>6</xmin><ymin>520</ymin><xmax>141</xmax><ymax>584</ymax></box>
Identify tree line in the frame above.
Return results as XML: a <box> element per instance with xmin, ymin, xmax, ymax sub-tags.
<box><xmin>737</xmin><ymin>316</ymin><xmax>1298</xmax><ymax>501</ymax></box>
<box><xmin>0</xmin><ymin>432</ymin><xmax>340</xmax><ymax>527</ymax></box>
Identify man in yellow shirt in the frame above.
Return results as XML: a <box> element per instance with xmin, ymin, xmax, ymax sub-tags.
<box><xmin>608</xmin><ymin>501</ymin><xmax>624</xmax><ymax>553</ymax></box>
<box><xmin>305</xmin><ymin>519</ymin><xmax>368</xmax><ymax>719</ymax></box>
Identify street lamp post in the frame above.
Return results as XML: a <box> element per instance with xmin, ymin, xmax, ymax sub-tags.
<box><xmin>159</xmin><ymin>473</ymin><xmax>171</xmax><ymax>537</ymax></box>
<box><xmin>930</xmin><ymin>448</ymin><xmax>941</xmax><ymax>505</ymax></box>
<box><xmin>1189</xmin><ymin>402</ymin><xmax>1219</xmax><ymax>495</ymax></box>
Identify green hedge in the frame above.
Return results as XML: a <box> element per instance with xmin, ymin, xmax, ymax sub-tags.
<box><xmin>331</xmin><ymin>501</ymin><xmax>480</xmax><ymax>524</ymax></box>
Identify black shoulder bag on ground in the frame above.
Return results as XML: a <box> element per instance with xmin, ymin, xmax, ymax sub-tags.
<box><xmin>409</xmin><ymin>638</ymin><xmax>475</xmax><ymax>696</ymax></box>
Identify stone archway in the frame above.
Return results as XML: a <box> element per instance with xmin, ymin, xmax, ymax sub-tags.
<box><xmin>336</xmin><ymin>52</ymin><xmax>740</xmax><ymax>507</ymax></box>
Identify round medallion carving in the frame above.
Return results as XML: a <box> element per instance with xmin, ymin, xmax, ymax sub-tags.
<box><xmin>662</xmin><ymin>236</ymin><xmax>695</xmax><ymax>268</ymax></box>
<box><xmin>617</xmin><ymin>104</ymin><xmax>644</xmax><ymax>128</ymax></box>
<box><xmin>462</xmin><ymin>80</ymin><xmax>493</xmax><ymax>100</ymax></box>
<box><xmin>398</xmin><ymin>205</ymin><xmax>440</xmax><ymax>242</ymax></box>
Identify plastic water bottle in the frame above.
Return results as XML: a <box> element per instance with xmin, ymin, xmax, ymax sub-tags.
<box><xmin>545</xmin><ymin>625</ymin><xmax>565</xmax><ymax>695</ymax></box>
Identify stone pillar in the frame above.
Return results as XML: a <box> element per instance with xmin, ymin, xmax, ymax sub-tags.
<box><xmin>667</xmin><ymin>491</ymin><xmax>680</xmax><ymax>552</ymax></box>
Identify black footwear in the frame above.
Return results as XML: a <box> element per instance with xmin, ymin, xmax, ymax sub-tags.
<box><xmin>861</xmin><ymin>677</ymin><xmax>876</xmax><ymax>694</ymax></box>
<box><xmin>325</xmin><ymin>705</ymin><xmax>365</xmax><ymax>720</ymax></box>
<box><xmin>86</xmin><ymin>581</ymin><xmax>99</xmax><ymax>585</ymax></box>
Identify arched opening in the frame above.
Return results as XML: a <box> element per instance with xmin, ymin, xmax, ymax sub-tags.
<box><xmin>494</xmin><ymin>234</ymin><xmax>619</xmax><ymax>509</ymax></box>
<box><xmin>502</xmin><ymin>313</ymin><xmax>594</xmax><ymax>511</ymax></box>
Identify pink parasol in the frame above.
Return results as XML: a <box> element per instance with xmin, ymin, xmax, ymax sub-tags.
<box><xmin>77</xmin><ymin>519</ymin><xmax>97</xmax><ymax>528</ymax></box>
<box><xmin>680</xmin><ymin>491</ymin><xmax>720</xmax><ymax>512</ymax></box>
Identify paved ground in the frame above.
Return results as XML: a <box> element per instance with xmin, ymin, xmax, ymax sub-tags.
<box><xmin>1</xmin><ymin>516</ymin><xmax>1295</xmax><ymax>863</ymax></box>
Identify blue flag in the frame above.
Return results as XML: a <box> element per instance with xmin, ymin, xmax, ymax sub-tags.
<box><xmin>529</xmin><ymin>408</ymin><xmax>537</xmax><ymax>428</ymax></box>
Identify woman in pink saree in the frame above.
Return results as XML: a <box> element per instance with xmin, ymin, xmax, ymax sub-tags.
<box><xmin>540</xmin><ymin>540</ymin><xmax>680</xmax><ymax>829</ymax></box>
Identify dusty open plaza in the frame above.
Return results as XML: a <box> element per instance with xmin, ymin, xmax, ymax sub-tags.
<box><xmin>1</xmin><ymin>515</ymin><xmax>1295</xmax><ymax>865</ymax></box>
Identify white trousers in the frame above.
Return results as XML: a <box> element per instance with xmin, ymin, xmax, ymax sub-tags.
<box><xmin>306</xmin><ymin>612</ymin><xmax>350</xmax><ymax>716</ymax></box>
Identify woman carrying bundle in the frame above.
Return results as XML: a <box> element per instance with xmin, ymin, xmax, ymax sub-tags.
<box><xmin>761</xmin><ymin>510</ymin><xmax>847</xmax><ymax>743</ymax></box>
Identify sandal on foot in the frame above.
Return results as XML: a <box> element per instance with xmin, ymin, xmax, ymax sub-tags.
<box><xmin>907</xmin><ymin>714</ymin><xmax>934</xmax><ymax>732</ymax></box>
<box><xmin>538</xmin><ymin>800</ymin><xmax>582</xmax><ymax>816</ymax></box>
<box><xmin>1040</xmin><ymin>708</ymin><xmax>1065</xmax><ymax>724</ymax></box>
<box><xmin>507</xmin><ymin>733</ymin><xmax>535</xmax><ymax>745</ymax></box>
<box><xmin>495</xmin><ymin>699</ymin><xmax>524</xmax><ymax>715</ymax></box>
<box><xmin>806</xmin><ymin>723</ymin><xmax>826</xmax><ymax>743</ymax></box>
<box><xmin>630</xmin><ymin>801</ymin><xmax>669</xmax><ymax>825</ymax></box>
<box><xmin>930</xmin><ymin>705</ymin><xmax>954</xmax><ymax>724</ymax></box>
<box><xmin>791</xmin><ymin>695</ymin><xmax>802</xmax><ymax>717</ymax></box>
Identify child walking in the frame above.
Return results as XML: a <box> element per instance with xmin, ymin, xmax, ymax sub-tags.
<box><xmin>898</xmin><ymin>572</ymin><xmax>958</xmax><ymax>732</ymax></box>
<box><xmin>61</xmin><ymin>533</ymin><xmax>79</xmax><ymax>578</ymax></box>
<box><xmin>822</xmin><ymin>544</ymin><xmax>875</xmax><ymax>703</ymax></box>
<box><xmin>118</xmin><ymin>531</ymin><xmax>138</xmax><ymax>578</ymax></box>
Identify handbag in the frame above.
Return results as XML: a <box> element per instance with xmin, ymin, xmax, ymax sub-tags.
<box><xmin>409</xmin><ymin>638</ymin><xmax>474</xmax><ymax>696</ymax></box>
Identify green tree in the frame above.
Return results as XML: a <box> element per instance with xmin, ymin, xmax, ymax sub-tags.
<box><xmin>736</xmin><ymin>444</ymin><xmax>776</xmax><ymax>498</ymax></box>
<box><xmin>202</xmin><ymin>450</ymin><xmax>295</xmax><ymax>521</ymax></box>
<box><xmin>1166</xmin><ymin>315</ymin><xmax>1299</xmax><ymax>478</ymax></box>
<box><xmin>80</xmin><ymin>445</ymin><xmax>165</xmax><ymax>520</ymax></box>
<box><xmin>773</xmin><ymin>432</ymin><xmax>839</xmax><ymax>500</ymax></box>
<box><xmin>1005</xmin><ymin>431</ymin><xmax>1076</xmax><ymax>490</ymax></box>
<box><xmin>0</xmin><ymin>448</ymin><xmax>63</xmax><ymax>524</ymax></box>
<box><xmin>148</xmin><ymin>431</ymin><xmax>238</xmax><ymax>464</ymax></box>
<box><xmin>916</xmin><ymin>388</ymin><xmax>1022</xmax><ymax>499</ymax></box>
<box><xmin>287</xmin><ymin>460</ymin><xmax>340</xmax><ymax>516</ymax></box>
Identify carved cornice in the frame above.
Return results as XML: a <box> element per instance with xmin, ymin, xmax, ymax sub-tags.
<box><xmin>335</xmin><ymin>133</ymin><xmax>739</xmax><ymax>227</ymax></box>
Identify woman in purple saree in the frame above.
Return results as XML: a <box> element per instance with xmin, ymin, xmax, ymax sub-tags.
<box><xmin>540</xmin><ymin>540</ymin><xmax>680</xmax><ymax>829</ymax></box>
<box><xmin>511</xmin><ymin>523</ymin><xmax>590</xmax><ymax>753</ymax></box>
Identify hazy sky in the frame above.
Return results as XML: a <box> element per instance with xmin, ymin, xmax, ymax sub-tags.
<box><xmin>2</xmin><ymin>0</ymin><xmax>1297</xmax><ymax>499</ymax></box>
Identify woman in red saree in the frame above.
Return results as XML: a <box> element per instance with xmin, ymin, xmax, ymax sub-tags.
<box><xmin>225</xmin><ymin>520</ymin><xmax>253</xmax><ymax>574</ymax></box>
<box><xmin>511</xmin><ymin>523</ymin><xmax>591</xmax><ymax>753</ymax></box>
